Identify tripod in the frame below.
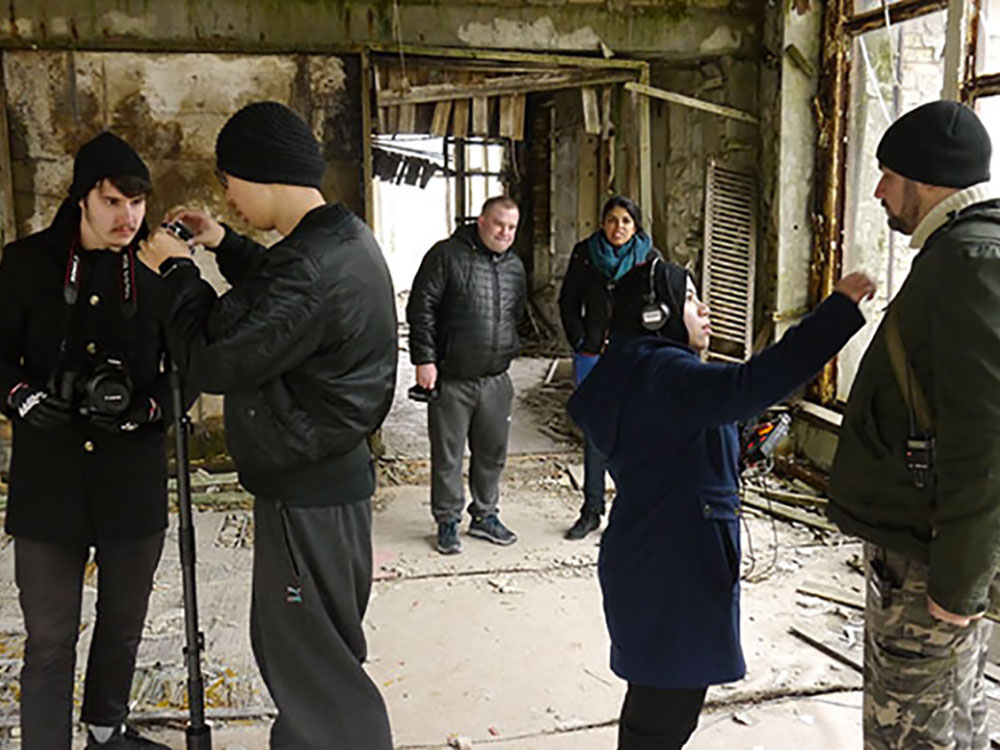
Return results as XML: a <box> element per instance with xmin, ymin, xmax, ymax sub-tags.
<box><xmin>169</xmin><ymin>363</ymin><xmax>213</xmax><ymax>749</ymax></box>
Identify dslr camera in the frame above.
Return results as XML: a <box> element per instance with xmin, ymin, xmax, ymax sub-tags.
<box><xmin>50</xmin><ymin>355</ymin><xmax>133</xmax><ymax>417</ymax></box>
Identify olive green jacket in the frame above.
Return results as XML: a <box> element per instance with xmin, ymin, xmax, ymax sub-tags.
<box><xmin>828</xmin><ymin>195</ymin><xmax>1000</xmax><ymax>616</ymax></box>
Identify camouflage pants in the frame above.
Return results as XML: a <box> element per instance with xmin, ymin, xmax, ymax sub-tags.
<box><xmin>863</xmin><ymin>543</ymin><xmax>992</xmax><ymax>750</ymax></box>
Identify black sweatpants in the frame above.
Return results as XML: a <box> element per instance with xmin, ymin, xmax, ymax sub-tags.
<box><xmin>14</xmin><ymin>532</ymin><xmax>165</xmax><ymax>750</ymax></box>
<box><xmin>251</xmin><ymin>496</ymin><xmax>392</xmax><ymax>749</ymax></box>
<box><xmin>427</xmin><ymin>372</ymin><xmax>514</xmax><ymax>523</ymax></box>
<box><xmin>618</xmin><ymin>683</ymin><xmax>708</xmax><ymax>750</ymax></box>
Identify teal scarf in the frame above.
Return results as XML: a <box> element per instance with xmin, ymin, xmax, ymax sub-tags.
<box><xmin>586</xmin><ymin>229</ymin><xmax>652</xmax><ymax>281</ymax></box>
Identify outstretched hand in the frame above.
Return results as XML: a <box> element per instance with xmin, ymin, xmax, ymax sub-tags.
<box><xmin>833</xmin><ymin>272</ymin><xmax>876</xmax><ymax>305</ymax></box>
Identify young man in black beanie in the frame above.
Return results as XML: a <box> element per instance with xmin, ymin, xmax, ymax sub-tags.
<box><xmin>828</xmin><ymin>99</ymin><xmax>1000</xmax><ymax>749</ymax></box>
<box><xmin>0</xmin><ymin>132</ymin><xmax>174</xmax><ymax>749</ymax></box>
<box><xmin>139</xmin><ymin>101</ymin><xmax>396</xmax><ymax>749</ymax></box>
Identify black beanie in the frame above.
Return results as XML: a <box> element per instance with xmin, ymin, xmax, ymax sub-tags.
<box><xmin>68</xmin><ymin>132</ymin><xmax>150</xmax><ymax>202</ymax></box>
<box><xmin>876</xmin><ymin>100</ymin><xmax>991</xmax><ymax>188</ymax></box>
<box><xmin>216</xmin><ymin>101</ymin><xmax>326</xmax><ymax>188</ymax></box>
<box><xmin>611</xmin><ymin>259</ymin><xmax>692</xmax><ymax>346</ymax></box>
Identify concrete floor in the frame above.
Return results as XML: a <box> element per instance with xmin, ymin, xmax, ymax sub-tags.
<box><xmin>0</xmin><ymin>355</ymin><xmax>985</xmax><ymax>749</ymax></box>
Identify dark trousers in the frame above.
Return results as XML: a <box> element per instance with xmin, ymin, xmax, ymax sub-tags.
<box><xmin>618</xmin><ymin>683</ymin><xmax>707</xmax><ymax>750</ymax></box>
<box><xmin>14</xmin><ymin>532</ymin><xmax>164</xmax><ymax>750</ymax></box>
<box><xmin>582</xmin><ymin>437</ymin><xmax>608</xmax><ymax>515</ymax></box>
<box><xmin>251</xmin><ymin>496</ymin><xmax>392</xmax><ymax>749</ymax></box>
<box><xmin>427</xmin><ymin>372</ymin><xmax>514</xmax><ymax>523</ymax></box>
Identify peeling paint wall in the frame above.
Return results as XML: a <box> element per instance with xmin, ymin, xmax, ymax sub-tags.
<box><xmin>649</xmin><ymin>57</ymin><xmax>759</xmax><ymax>275</ymax></box>
<box><xmin>6</xmin><ymin>1</ymin><xmax>758</xmax><ymax>59</ymax></box>
<box><xmin>8</xmin><ymin>50</ymin><xmax>362</xmax><ymax>249</ymax></box>
<box><xmin>4</xmin><ymin>49</ymin><xmax>362</xmax><ymax>426</ymax></box>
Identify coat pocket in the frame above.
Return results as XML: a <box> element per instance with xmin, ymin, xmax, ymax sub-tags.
<box><xmin>700</xmin><ymin>488</ymin><xmax>741</xmax><ymax>587</ymax></box>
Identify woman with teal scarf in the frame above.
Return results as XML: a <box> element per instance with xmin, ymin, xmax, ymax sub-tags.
<box><xmin>558</xmin><ymin>196</ymin><xmax>660</xmax><ymax>539</ymax></box>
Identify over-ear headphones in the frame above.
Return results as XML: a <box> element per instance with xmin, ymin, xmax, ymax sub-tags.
<box><xmin>640</xmin><ymin>258</ymin><xmax>671</xmax><ymax>332</ymax></box>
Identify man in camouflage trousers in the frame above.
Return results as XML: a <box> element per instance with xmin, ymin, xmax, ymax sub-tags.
<box><xmin>828</xmin><ymin>100</ymin><xmax>1000</xmax><ymax>750</ymax></box>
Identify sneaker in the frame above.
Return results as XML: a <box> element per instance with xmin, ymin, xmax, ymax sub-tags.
<box><xmin>564</xmin><ymin>510</ymin><xmax>601</xmax><ymax>540</ymax></box>
<box><xmin>468</xmin><ymin>514</ymin><xmax>518</xmax><ymax>546</ymax></box>
<box><xmin>86</xmin><ymin>724</ymin><xmax>170</xmax><ymax>750</ymax></box>
<box><xmin>436</xmin><ymin>520</ymin><xmax>462</xmax><ymax>554</ymax></box>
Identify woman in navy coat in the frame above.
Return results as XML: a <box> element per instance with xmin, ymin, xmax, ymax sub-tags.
<box><xmin>568</xmin><ymin>259</ymin><xmax>873</xmax><ymax>749</ymax></box>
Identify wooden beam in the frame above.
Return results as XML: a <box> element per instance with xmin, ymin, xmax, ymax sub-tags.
<box><xmin>499</xmin><ymin>94</ymin><xmax>526</xmax><ymax>141</ymax></box>
<box><xmin>624</xmin><ymin>81</ymin><xmax>759</xmax><ymax>125</ymax></box>
<box><xmin>471</xmin><ymin>96</ymin><xmax>489</xmax><ymax>136</ymax></box>
<box><xmin>796</xmin><ymin>581</ymin><xmax>863</xmax><ymax>609</ymax></box>
<box><xmin>741</xmin><ymin>495</ymin><xmax>838</xmax><ymax>532</ymax></box>
<box><xmin>789</xmin><ymin>622</ymin><xmax>862</xmax><ymax>672</ymax></box>
<box><xmin>581</xmin><ymin>87</ymin><xmax>601</xmax><ymax>135</ymax></box>
<box><xmin>379</xmin><ymin>71</ymin><xmax>635</xmax><ymax>107</ymax></box>
<box><xmin>637</xmin><ymin>69</ymin><xmax>653</xmax><ymax>232</ymax></box>
<box><xmin>452</xmin><ymin>98</ymin><xmax>470</xmax><ymax>138</ymax></box>
<box><xmin>360</xmin><ymin>49</ymin><xmax>375</xmax><ymax>228</ymax></box>
<box><xmin>397</xmin><ymin>75</ymin><xmax>416</xmax><ymax>133</ymax></box>
<box><xmin>365</xmin><ymin>42</ymin><xmax>648</xmax><ymax>72</ymax></box>
<box><xmin>430</xmin><ymin>99</ymin><xmax>453</xmax><ymax>137</ymax></box>
<box><xmin>0</xmin><ymin>53</ymin><xmax>16</xmax><ymax>247</ymax></box>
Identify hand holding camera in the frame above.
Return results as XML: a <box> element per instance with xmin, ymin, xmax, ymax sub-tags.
<box><xmin>162</xmin><ymin>206</ymin><xmax>225</xmax><ymax>249</ymax></box>
<box><xmin>6</xmin><ymin>382</ymin><xmax>72</xmax><ymax>430</ymax></box>
<box><xmin>90</xmin><ymin>395</ymin><xmax>162</xmax><ymax>433</ymax></box>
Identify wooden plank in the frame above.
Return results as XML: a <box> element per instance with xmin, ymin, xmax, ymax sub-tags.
<box><xmin>0</xmin><ymin>53</ymin><xmax>16</xmax><ymax>247</ymax></box>
<box><xmin>365</xmin><ymin>42</ymin><xmax>648</xmax><ymax>72</ymax></box>
<box><xmin>378</xmin><ymin>70</ymin><xmax>635</xmax><ymax>107</ymax></box>
<box><xmin>624</xmin><ymin>81</ymin><xmax>759</xmax><ymax>125</ymax></box>
<box><xmin>471</xmin><ymin>96</ymin><xmax>489</xmax><ymax>136</ymax></box>
<box><xmin>360</xmin><ymin>49</ymin><xmax>376</xmax><ymax>227</ymax></box>
<box><xmin>789</xmin><ymin>622</ymin><xmax>862</xmax><ymax>672</ymax></box>
<box><xmin>577</xmin><ymin>130</ymin><xmax>600</xmax><ymax>240</ymax></box>
<box><xmin>581</xmin><ymin>87</ymin><xmax>601</xmax><ymax>135</ymax></box>
<box><xmin>385</xmin><ymin>68</ymin><xmax>401</xmax><ymax>133</ymax></box>
<box><xmin>430</xmin><ymin>99</ymin><xmax>453</xmax><ymax>137</ymax></box>
<box><xmin>797</xmin><ymin>581</ymin><xmax>864</xmax><ymax>609</ymax></box>
<box><xmin>398</xmin><ymin>74</ymin><xmax>416</xmax><ymax>133</ymax></box>
<box><xmin>741</xmin><ymin>495</ymin><xmax>838</xmax><ymax>532</ymax></box>
<box><xmin>755</xmin><ymin>488</ymin><xmax>828</xmax><ymax>508</ymax></box>
<box><xmin>637</xmin><ymin>80</ymin><xmax>652</xmax><ymax>232</ymax></box>
<box><xmin>451</xmin><ymin>98</ymin><xmax>470</xmax><ymax>138</ymax></box>
<box><xmin>499</xmin><ymin>94</ymin><xmax>526</xmax><ymax>140</ymax></box>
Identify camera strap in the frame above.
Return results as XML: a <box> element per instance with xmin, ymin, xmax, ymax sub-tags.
<box><xmin>57</xmin><ymin>234</ymin><xmax>141</xmax><ymax>366</ymax></box>
<box><xmin>885</xmin><ymin>303</ymin><xmax>934</xmax><ymax>489</ymax></box>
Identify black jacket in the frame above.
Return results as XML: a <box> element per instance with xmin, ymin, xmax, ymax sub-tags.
<box><xmin>155</xmin><ymin>203</ymin><xmax>397</xmax><ymax>503</ymax></box>
<box><xmin>0</xmin><ymin>202</ymin><xmax>176</xmax><ymax>545</ymax></box>
<box><xmin>558</xmin><ymin>237</ymin><xmax>660</xmax><ymax>354</ymax></box>
<box><xmin>406</xmin><ymin>224</ymin><xmax>526</xmax><ymax>379</ymax></box>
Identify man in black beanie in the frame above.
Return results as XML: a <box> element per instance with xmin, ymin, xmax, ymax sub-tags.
<box><xmin>139</xmin><ymin>101</ymin><xmax>396</xmax><ymax>749</ymax></box>
<box><xmin>829</xmin><ymin>99</ymin><xmax>1000</xmax><ymax>749</ymax></box>
<box><xmin>0</xmin><ymin>132</ymin><xmax>174</xmax><ymax>749</ymax></box>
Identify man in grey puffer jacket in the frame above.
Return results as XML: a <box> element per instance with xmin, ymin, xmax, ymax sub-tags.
<box><xmin>407</xmin><ymin>197</ymin><xmax>526</xmax><ymax>555</ymax></box>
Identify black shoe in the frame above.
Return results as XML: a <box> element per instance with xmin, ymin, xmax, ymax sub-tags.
<box><xmin>564</xmin><ymin>510</ymin><xmax>601</xmax><ymax>540</ymax></box>
<box><xmin>468</xmin><ymin>515</ymin><xmax>518</xmax><ymax>546</ymax></box>
<box><xmin>436</xmin><ymin>520</ymin><xmax>462</xmax><ymax>554</ymax></box>
<box><xmin>86</xmin><ymin>724</ymin><xmax>170</xmax><ymax>750</ymax></box>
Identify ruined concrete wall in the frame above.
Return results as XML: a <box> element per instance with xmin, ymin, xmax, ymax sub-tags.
<box><xmin>8</xmin><ymin>50</ymin><xmax>361</xmax><ymax>242</ymax></box>
<box><xmin>649</xmin><ymin>57</ymin><xmax>759</xmax><ymax>276</ymax></box>
<box><xmin>7</xmin><ymin>1</ymin><xmax>758</xmax><ymax>59</ymax></box>
<box><xmin>5</xmin><ymin>50</ymin><xmax>362</xmax><ymax>424</ymax></box>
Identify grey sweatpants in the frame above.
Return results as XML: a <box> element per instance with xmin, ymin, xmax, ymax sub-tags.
<box><xmin>251</xmin><ymin>496</ymin><xmax>392</xmax><ymax>749</ymax></box>
<box><xmin>428</xmin><ymin>372</ymin><xmax>514</xmax><ymax>523</ymax></box>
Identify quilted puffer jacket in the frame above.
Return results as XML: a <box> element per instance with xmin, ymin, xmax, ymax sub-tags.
<box><xmin>407</xmin><ymin>223</ymin><xmax>526</xmax><ymax>380</ymax></box>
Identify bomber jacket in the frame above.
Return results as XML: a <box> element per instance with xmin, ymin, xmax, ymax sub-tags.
<box><xmin>829</xmin><ymin>193</ymin><xmax>1000</xmax><ymax>616</ymax></box>
<box><xmin>406</xmin><ymin>223</ymin><xmax>526</xmax><ymax>380</ymax></box>
<box><xmin>558</xmin><ymin>237</ymin><xmax>659</xmax><ymax>354</ymax></box>
<box><xmin>0</xmin><ymin>201</ymin><xmax>179</xmax><ymax>545</ymax></box>
<box><xmin>154</xmin><ymin>203</ymin><xmax>397</xmax><ymax>503</ymax></box>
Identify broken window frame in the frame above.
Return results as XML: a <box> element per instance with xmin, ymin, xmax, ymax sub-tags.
<box><xmin>813</xmin><ymin>0</ymin><xmax>959</xmax><ymax>405</ymax></box>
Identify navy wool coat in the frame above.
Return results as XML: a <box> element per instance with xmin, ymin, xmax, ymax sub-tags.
<box><xmin>567</xmin><ymin>293</ymin><xmax>863</xmax><ymax>688</ymax></box>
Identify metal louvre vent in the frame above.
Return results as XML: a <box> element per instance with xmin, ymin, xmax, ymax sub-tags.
<box><xmin>702</xmin><ymin>159</ymin><xmax>757</xmax><ymax>362</ymax></box>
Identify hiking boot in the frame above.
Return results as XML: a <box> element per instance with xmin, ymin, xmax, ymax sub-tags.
<box><xmin>468</xmin><ymin>515</ymin><xmax>518</xmax><ymax>546</ymax></box>
<box><xmin>86</xmin><ymin>724</ymin><xmax>170</xmax><ymax>750</ymax></box>
<box><xmin>564</xmin><ymin>510</ymin><xmax>601</xmax><ymax>540</ymax></box>
<box><xmin>436</xmin><ymin>520</ymin><xmax>462</xmax><ymax>554</ymax></box>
